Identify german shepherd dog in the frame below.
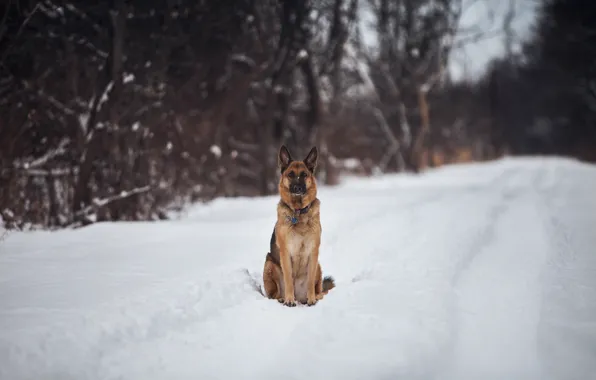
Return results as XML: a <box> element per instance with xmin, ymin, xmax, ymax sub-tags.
<box><xmin>262</xmin><ymin>145</ymin><xmax>335</xmax><ymax>307</ymax></box>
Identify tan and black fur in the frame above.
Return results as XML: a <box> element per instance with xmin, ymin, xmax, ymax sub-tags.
<box><xmin>263</xmin><ymin>145</ymin><xmax>335</xmax><ymax>307</ymax></box>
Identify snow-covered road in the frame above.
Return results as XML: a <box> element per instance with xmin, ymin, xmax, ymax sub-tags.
<box><xmin>1</xmin><ymin>157</ymin><xmax>595</xmax><ymax>380</ymax></box>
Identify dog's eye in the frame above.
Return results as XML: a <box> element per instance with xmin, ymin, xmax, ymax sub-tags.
<box><xmin>300</xmin><ymin>171</ymin><xmax>307</xmax><ymax>178</ymax></box>
<box><xmin>287</xmin><ymin>172</ymin><xmax>295</xmax><ymax>178</ymax></box>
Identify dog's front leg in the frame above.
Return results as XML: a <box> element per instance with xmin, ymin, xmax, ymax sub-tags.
<box><xmin>279</xmin><ymin>246</ymin><xmax>296</xmax><ymax>307</ymax></box>
<box><xmin>306</xmin><ymin>238</ymin><xmax>321</xmax><ymax>306</ymax></box>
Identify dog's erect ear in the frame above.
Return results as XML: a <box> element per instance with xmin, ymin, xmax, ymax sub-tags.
<box><xmin>304</xmin><ymin>146</ymin><xmax>318</xmax><ymax>173</ymax></box>
<box><xmin>278</xmin><ymin>145</ymin><xmax>293</xmax><ymax>172</ymax></box>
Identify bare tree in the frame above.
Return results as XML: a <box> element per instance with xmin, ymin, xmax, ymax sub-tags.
<box><xmin>357</xmin><ymin>0</ymin><xmax>464</xmax><ymax>171</ymax></box>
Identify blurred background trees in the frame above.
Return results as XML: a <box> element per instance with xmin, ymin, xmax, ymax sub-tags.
<box><xmin>0</xmin><ymin>0</ymin><xmax>594</xmax><ymax>229</ymax></box>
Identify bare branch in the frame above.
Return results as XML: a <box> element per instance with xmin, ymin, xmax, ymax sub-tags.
<box><xmin>229</xmin><ymin>137</ymin><xmax>260</xmax><ymax>152</ymax></box>
<box><xmin>63</xmin><ymin>3</ymin><xmax>104</xmax><ymax>34</ymax></box>
<box><xmin>66</xmin><ymin>186</ymin><xmax>152</xmax><ymax>227</ymax></box>
<box><xmin>0</xmin><ymin>2</ymin><xmax>40</xmax><ymax>64</ymax></box>
<box><xmin>22</xmin><ymin>80</ymin><xmax>77</xmax><ymax>116</ymax></box>
<box><xmin>0</xmin><ymin>228</ymin><xmax>9</xmax><ymax>243</ymax></box>
<box><xmin>373</xmin><ymin>107</ymin><xmax>406</xmax><ymax>172</ymax></box>
<box><xmin>13</xmin><ymin>138</ymin><xmax>70</xmax><ymax>170</ymax></box>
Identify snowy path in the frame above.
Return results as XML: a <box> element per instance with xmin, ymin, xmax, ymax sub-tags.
<box><xmin>1</xmin><ymin>158</ymin><xmax>595</xmax><ymax>380</ymax></box>
<box><xmin>444</xmin><ymin>169</ymin><xmax>551</xmax><ymax>379</ymax></box>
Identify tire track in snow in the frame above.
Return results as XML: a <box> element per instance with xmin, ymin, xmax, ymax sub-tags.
<box><xmin>439</xmin><ymin>166</ymin><xmax>551</xmax><ymax>379</ymax></box>
<box><xmin>449</xmin><ymin>167</ymin><xmax>534</xmax><ymax>286</ymax></box>
<box><xmin>535</xmin><ymin>164</ymin><xmax>596</xmax><ymax>380</ymax></box>
<box><xmin>410</xmin><ymin>166</ymin><xmax>530</xmax><ymax>380</ymax></box>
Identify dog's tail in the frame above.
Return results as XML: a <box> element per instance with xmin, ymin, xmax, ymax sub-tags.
<box><xmin>322</xmin><ymin>275</ymin><xmax>335</xmax><ymax>294</ymax></box>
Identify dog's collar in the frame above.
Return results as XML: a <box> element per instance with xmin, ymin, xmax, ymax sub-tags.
<box><xmin>286</xmin><ymin>203</ymin><xmax>311</xmax><ymax>225</ymax></box>
<box><xmin>295</xmin><ymin>204</ymin><xmax>311</xmax><ymax>215</ymax></box>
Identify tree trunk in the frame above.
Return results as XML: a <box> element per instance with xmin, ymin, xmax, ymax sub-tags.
<box><xmin>411</xmin><ymin>87</ymin><xmax>431</xmax><ymax>171</ymax></box>
<box><xmin>72</xmin><ymin>0</ymin><xmax>125</xmax><ymax>215</ymax></box>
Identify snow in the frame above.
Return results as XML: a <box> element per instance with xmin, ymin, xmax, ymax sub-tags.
<box><xmin>297</xmin><ymin>49</ymin><xmax>308</xmax><ymax>60</ymax></box>
<box><xmin>231</xmin><ymin>54</ymin><xmax>256</xmax><ymax>68</ymax></box>
<box><xmin>97</xmin><ymin>81</ymin><xmax>114</xmax><ymax>110</ymax></box>
<box><xmin>78</xmin><ymin>113</ymin><xmax>90</xmax><ymax>134</ymax></box>
<box><xmin>342</xmin><ymin>158</ymin><xmax>360</xmax><ymax>169</ymax></box>
<box><xmin>210</xmin><ymin>144</ymin><xmax>222</xmax><ymax>158</ymax></box>
<box><xmin>1</xmin><ymin>157</ymin><xmax>595</xmax><ymax>380</ymax></box>
<box><xmin>123</xmin><ymin>73</ymin><xmax>135</xmax><ymax>84</ymax></box>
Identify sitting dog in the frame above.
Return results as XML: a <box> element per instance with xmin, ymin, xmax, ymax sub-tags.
<box><xmin>262</xmin><ymin>145</ymin><xmax>335</xmax><ymax>306</ymax></box>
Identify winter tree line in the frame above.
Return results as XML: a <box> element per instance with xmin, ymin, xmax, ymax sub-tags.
<box><xmin>0</xmin><ymin>0</ymin><xmax>594</xmax><ymax>230</ymax></box>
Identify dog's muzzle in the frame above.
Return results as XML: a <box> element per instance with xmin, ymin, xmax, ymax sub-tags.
<box><xmin>290</xmin><ymin>183</ymin><xmax>306</xmax><ymax>195</ymax></box>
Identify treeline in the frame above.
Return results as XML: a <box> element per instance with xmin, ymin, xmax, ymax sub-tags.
<box><xmin>0</xmin><ymin>0</ymin><xmax>593</xmax><ymax>230</ymax></box>
<box><xmin>486</xmin><ymin>0</ymin><xmax>596</xmax><ymax>160</ymax></box>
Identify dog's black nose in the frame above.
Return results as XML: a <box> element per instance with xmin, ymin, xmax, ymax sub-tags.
<box><xmin>290</xmin><ymin>184</ymin><xmax>306</xmax><ymax>194</ymax></box>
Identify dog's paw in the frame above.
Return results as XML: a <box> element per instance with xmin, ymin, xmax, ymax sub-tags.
<box><xmin>306</xmin><ymin>298</ymin><xmax>318</xmax><ymax>306</ymax></box>
<box><xmin>285</xmin><ymin>299</ymin><xmax>297</xmax><ymax>307</ymax></box>
<box><xmin>278</xmin><ymin>297</ymin><xmax>296</xmax><ymax>307</ymax></box>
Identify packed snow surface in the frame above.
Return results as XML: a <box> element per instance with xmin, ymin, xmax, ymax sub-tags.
<box><xmin>1</xmin><ymin>157</ymin><xmax>595</xmax><ymax>380</ymax></box>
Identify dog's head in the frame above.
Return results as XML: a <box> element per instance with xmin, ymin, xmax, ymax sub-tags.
<box><xmin>278</xmin><ymin>145</ymin><xmax>318</xmax><ymax>206</ymax></box>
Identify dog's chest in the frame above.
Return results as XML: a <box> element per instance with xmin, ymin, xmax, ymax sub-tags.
<box><xmin>285</xmin><ymin>229</ymin><xmax>314</xmax><ymax>260</ymax></box>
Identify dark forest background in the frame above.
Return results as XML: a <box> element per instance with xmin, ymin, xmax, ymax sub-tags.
<box><xmin>0</xmin><ymin>0</ymin><xmax>594</xmax><ymax>230</ymax></box>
